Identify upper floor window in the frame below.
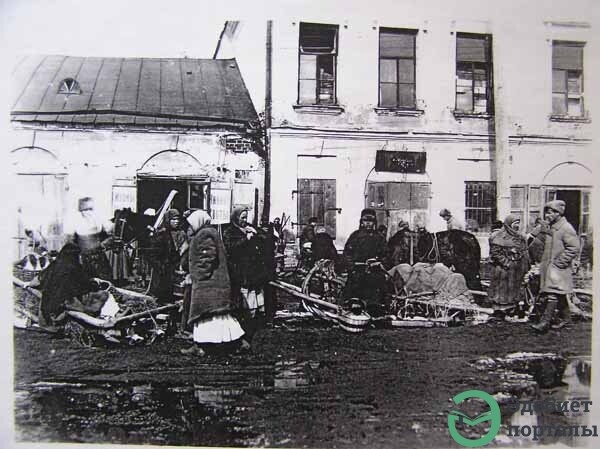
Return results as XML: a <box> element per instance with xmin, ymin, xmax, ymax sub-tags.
<box><xmin>298</xmin><ymin>23</ymin><xmax>338</xmax><ymax>105</ymax></box>
<box><xmin>455</xmin><ymin>33</ymin><xmax>493</xmax><ymax>114</ymax></box>
<box><xmin>379</xmin><ymin>28</ymin><xmax>417</xmax><ymax>109</ymax></box>
<box><xmin>552</xmin><ymin>41</ymin><xmax>585</xmax><ymax>117</ymax></box>
<box><xmin>57</xmin><ymin>78</ymin><xmax>81</xmax><ymax>94</ymax></box>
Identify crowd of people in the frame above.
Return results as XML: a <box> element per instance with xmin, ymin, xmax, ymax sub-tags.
<box><xmin>22</xmin><ymin>195</ymin><xmax>585</xmax><ymax>347</ymax></box>
<box><xmin>23</xmin><ymin>197</ymin><xmax>275</xmax><ymax>355</ymax></box>
<box><xmin>298</xmin><ymin>203</ymin><xmax>583</xmax><ymax>333</ymax></box>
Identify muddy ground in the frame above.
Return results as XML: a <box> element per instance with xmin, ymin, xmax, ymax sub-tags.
<box><xmin>13</xmin><ymin>294</ymin><xmax>592</xmax><ymax>449</ymax></box>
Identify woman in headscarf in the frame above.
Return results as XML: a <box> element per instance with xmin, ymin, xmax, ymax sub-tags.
<box><xmin>223</xmin><ymin>208</ymin><xmax>270</xmax><ymax>324</ymax></box>
<box><xmin>488</xmin><ymin>214</ymin><xmax>530</xmax><ymax>310</ymax></box>
<box><xmin>180</xmin><ymin>210</ymin><xmax>248</xmax><ymax>356</ymax></box>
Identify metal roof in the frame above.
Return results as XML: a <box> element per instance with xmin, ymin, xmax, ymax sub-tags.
<box><xmin>11</xmin><ymin>55</ymin><xmax>258</xmax><ymax>130</ymax></box>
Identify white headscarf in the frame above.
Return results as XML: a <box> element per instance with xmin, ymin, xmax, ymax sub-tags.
<box><xmin>186</xmin><ymin>210</ymin><xmax>212</xmax><ymax>233</ymax></box>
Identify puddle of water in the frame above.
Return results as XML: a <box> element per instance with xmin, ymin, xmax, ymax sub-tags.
<box><xmin>497</xmin><ymin>357</ymin><xmax>591</xmax><ymax>447</ymax></box>
<box><xmin>15</xmin><ymin>358</ymin><xmax>315</xmax><ymax>445</ymax></box>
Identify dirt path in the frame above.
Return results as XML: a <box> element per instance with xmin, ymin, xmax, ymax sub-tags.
<box><xmin>13</xmin><ymin>319</ymin><xmax>591</xmax><ymax>447</ymax></box>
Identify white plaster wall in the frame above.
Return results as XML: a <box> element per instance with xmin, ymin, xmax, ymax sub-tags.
<box><xmin>509</xmin><ymin>142</ymin><xmax>595</xmax><ymax>186</ymax></box>
<box><xmin>271</xmin><ymin>132</ymin><xmax>496</xmax><ymax>246</ymax></box>
<box><xmin>9</xmin><ymin>128</ymin><xmax>263</xmax><ymax>234</ymax></box>
<box><xmin>219</xmin><ymin>1</ymin><xmax>593</xmax><ymax>140</ymax></box>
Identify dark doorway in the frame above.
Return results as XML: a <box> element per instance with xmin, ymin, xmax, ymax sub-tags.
<box><xmin>555</xmin><ymin>190</ymin><xmax>581</xmax><ymax>233</ymax></box>
<box><xmin>137</xmin><ymin>177</ymin><xmax>210</xmax><ymax>216</ymax></box>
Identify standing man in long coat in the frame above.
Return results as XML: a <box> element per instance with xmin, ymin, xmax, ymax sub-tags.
<box><xmin>531</xmin><ymin>200</ymin><xmax>580</xmax><ymax>333</ymax></box>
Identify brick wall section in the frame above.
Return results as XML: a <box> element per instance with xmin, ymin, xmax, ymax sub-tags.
<box><xmin>226</xmin><ymin>137</ymin><xmax>255</xmax><ymax>153</ymax></box>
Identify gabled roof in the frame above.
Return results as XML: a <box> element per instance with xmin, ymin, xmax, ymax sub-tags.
<box><xmin>11</xmin><ymin>55</ymin><xmax>258</xmax><ymax>130</ymax></box>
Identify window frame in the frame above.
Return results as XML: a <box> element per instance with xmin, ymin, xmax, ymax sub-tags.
<box><xmin>551</xmin><ymin>40</ymin><xmax>585</xmax><ymax>118</ymax></box>
<box><xmin>454</xmin><ymin>33</ymin><xmax>494</xmax><ymax>116</ymax></box>
<box><xmin>464</xmin><ymin>181</ymin><xmax>497</xmax><ymax>233</ymax></box>
<box><xmin>378</xmin><ymin>27</ymin><xmax>418</xmax><ymax>110</ymax></box>
<box><xmin>297</xmin><ymin>22</ymin><xmax>339</xmax><ymax>106</ymax></box>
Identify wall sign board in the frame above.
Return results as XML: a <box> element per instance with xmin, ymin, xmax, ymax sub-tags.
<box><xmin>375</xmin><ymin>151</ymin><xmax>427</xmax><ymax>173</ymax></box>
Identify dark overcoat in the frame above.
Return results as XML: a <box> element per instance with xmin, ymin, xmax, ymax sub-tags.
<box><xmin>187</xmin><ymin>225</ymin><xmax>233</xmax><ymax>325</ymax></box>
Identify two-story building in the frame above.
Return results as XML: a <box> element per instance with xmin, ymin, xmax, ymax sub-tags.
<box><xmin>10</xmin><ymin>55</ymin><xmax>264</xmax><ymax>259</ymax></box>
<box><xmin>214</xmin><ymin>1</ymin><xmax>595</xmax><ymax>254</ymax></box>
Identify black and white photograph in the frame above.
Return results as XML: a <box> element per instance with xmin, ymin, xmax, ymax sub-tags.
<box><xmin>3</xmin><ymin>0</ymin><xmax>598</xmax><ymax>447</ymax></box>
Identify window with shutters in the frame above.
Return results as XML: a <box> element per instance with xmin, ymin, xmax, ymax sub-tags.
<box><xmin>510</xmin><ymin>185</ymin><xmax>543</xmax><ymax>233</ymax></box>
<box><xmin>552</xmin><ymin>41</ymin><xmax>585</xmax><ymax>118</ymax></box>
<box><xmin>465</xmin><ymin>181</ymin><xmax>496</xmax><ymax>232</ymax></box>
<box><xmin>455</xmin><ymin>33</ymin><xmax>493</xmax><ymax>115</ymax></box>
<box><xmin>298</xmin><ymin>23</ymin><xmax>338</xmax><ymax>106</ymax></box>
<box><xmin>378</xmin><ymin>28</ymin><xmax>417</xmax><ymax>109</ymax></box>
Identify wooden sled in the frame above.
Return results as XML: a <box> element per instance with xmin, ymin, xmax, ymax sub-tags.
<box><xmin>270</xmin><ymin>280</ymin><xmax>371</xmax><ymax>333</ymax></box>
<box><xmin>13</xmin><ymin>275</ymin><xmax>178</xmax><ymax>344</ymax></box>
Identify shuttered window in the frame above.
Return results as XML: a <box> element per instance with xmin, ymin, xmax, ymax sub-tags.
<box><xmin>455</xmin><ymin>33</ymin><xmax>493</xmax><ymax>114</ymax></box>
<box><xmin>379</xmin><ymin>28</ymin><xmax>417</xmax><ymax>108</ymax></box>
<box><xmin>298</xmin><ymin>23</ymin><xmax>338</xmax><ymax>105</ymax></box>
<box><xmin>552</xmin><ymin>41</ymin><xmax>585</xmax><ymax>117</ymax></box>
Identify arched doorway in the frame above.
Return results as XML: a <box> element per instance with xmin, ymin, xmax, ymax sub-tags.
<box><xmin>542</xmin><ymin>162</ymin><xmax>593</xmax><ymax>235</ymax></box>
<box><xmin>11</xmin><ymin>147</ymin><xmax>68</xmax><ymax>258</ymax></box>
<box><xmin>136</xmin><ymin>150</ymin><xmax>232</xmax><ymax>223</ymax></box>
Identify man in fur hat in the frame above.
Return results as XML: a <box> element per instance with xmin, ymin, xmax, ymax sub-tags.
<box><xmin>342</xmin><ymin>208</ymin><xmax>389</xmax><ymax>315</ymax></box>
<box><xmin>531</xmin><ymin>200</ymin><xmax>580</xmax><ymax>333</ymax></box>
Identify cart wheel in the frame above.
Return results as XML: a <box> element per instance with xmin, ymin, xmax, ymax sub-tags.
<box><xmin>301</xmin><ymin>259</ymin><xmax>345</xmax><ymax>305</ymax></box>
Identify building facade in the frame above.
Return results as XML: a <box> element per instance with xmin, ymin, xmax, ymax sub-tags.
<box><xmin>214</xmin><ymin>2</ymin><xmax>595</xmax><ymax>254</ymax></box>
<box><xmin>10</xmin><ymin>56</ymin><xmax>264</xmax><ymax>259</ymax></box>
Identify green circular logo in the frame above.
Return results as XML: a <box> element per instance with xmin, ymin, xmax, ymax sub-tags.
<box><xmin>447</xmin><ymin>389</ymin><xmax>501</xmax><ymax>448</ymax></box>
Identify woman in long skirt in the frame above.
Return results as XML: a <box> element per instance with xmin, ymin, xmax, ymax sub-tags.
<box><xmin>180</xmin><ymin>210</ymin><xmax>249</xmax><ymax>356</ymax></box>
<box><xmin>488</xmin><ymin>214</ymin><xmax>530</xmax><ymax>311</ymax></box>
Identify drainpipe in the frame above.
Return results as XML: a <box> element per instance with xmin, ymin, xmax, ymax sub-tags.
<box><xmin>492</xmin><ymin>33</ymin><xmax>511</xmax><ymax>219</ymax></box>
<box><xmin>261</xmin><ymin>20</ymin><xmax>273</xmax><ymax>225</ymax></box>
